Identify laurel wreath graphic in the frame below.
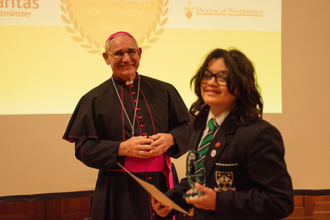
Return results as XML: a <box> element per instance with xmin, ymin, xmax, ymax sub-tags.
<box><xmin>60</xmin><ymin>0</ymin><xmax>169</xmax><ymax>55</ymax></box>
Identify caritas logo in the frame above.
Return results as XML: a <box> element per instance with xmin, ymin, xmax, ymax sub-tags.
<box><xmin>0</xmin><ymin>0</ymin><xmax>39</xmax><ymax>17</ymax></box>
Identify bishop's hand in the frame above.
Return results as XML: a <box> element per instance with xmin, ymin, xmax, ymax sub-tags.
<box><xmin>148</xmin><ymin>133</ymin><xmax>174</xmax><ymax>156</ymax></box>
<box><xmin>118</xmin><ymin>136</ymin><xmax>155</xmax><ymax>158</ymax></box>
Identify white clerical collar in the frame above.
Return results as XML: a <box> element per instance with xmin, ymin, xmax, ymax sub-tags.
<box><xmin>112</xmin><ymin>73</ymin><xmax>138</xmax><ymax>85</ymax></box>
<box><xmin>125</xmin><ymin>80</ymin><xmax>134</xmax><ymax>85</ymax></box>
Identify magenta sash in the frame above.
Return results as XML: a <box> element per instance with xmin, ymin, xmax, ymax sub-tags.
<box><xmin>123</xmin><ymin>154</ymin><xmax>174</xmax><ymax>189</ymax></box>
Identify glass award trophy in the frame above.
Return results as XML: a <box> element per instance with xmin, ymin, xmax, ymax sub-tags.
<box><xmin>183</xmin><ymin>150</ymin><xmax>206</xmax><ymax>198</ymax></box>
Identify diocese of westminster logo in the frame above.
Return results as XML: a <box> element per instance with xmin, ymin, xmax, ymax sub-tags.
<box><xmin>184</xmin><ymin>0</ymin><xmax>194</xmax><ymax>21</ymax></box>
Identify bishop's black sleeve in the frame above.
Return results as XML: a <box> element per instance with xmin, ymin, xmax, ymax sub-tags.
<box><xmin>165</xmin><ymin>86</ymin><xmax>190</xmax><ymax>158</ymax></box>
<box><xmin>165</xmin><ymin>177</ymin><xmax>194</xmax><ymax>212</ymax></box>
<box><xmin>74</xmin><ymin>138</ymin><xmax>123</xmax><ymax>170</ymax></box>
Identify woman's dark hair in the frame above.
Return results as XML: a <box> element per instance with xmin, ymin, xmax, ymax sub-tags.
<box><xmin>189</xmin><ymin>48</ymin><xmax>263</xmax><ymax>129</ymax></box>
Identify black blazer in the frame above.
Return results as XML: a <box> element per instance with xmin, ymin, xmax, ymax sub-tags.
<box><xmin>166</xmin><ymin>114</ymin><xmax>294</xmax><ymax>220</ymax></box>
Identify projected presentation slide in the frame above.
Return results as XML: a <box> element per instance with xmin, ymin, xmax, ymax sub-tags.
<box><xmin>0</xmin><ymin>0</ymin><xmax>282</xmax><ymax>115</ymax></box>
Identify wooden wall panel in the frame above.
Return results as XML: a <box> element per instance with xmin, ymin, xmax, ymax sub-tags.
<box><xmin>0</xmin><ymin>200</ymin><xmax>45</xmax><ymax>220</ymax></box>
<box><xmin>283</xmin><ymin>196</ymin><xmax>330</xmax><ymax>220</ymax></box>
<box><xmin>45</xmin><ymin>197</ymin><xmax>91</xmax><ymax>220</ymax></box>
<box><xmin>1</xmin><ymin>195</ymin><xmax>330</xmax><ymax>220</ymax></box>
<box><xmin>0</xmin><ymin>197</ymin><xmax>91</xmax><ymax>220</ymax></box>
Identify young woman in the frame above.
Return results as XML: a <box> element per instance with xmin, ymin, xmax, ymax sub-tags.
<box><xmin>152</xmin><ymin>48</ymin><xmax>294</xmax><ymax>220</ymax></box>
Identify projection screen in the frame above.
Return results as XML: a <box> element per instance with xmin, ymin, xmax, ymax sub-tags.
<box><xmin>0</xmin><ymin>0</ymin><xmax>282</xmax><ymax>199</ymax></box>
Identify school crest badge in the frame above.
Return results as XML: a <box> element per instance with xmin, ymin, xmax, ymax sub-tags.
<box><xmin>215</xmin><ymin>171</ymin><xmax>235</xmax><ymax>192</ymax></box>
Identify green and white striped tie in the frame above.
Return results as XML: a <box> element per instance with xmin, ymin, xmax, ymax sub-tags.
<box><xmin>195</xmin><ymin>118</ymin><xmax>218</xmax><ymax>181</ymax></box>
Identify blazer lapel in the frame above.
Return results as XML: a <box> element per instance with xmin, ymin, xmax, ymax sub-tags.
<box><xmin>203</xmin><ymin>129</ymin><xmax>227</xmax><ymax>180</ymax></box>
<box><xmin>203</xmin><ymin>115</ymin><xmax>237</xmax><ymax>181</ymax></box>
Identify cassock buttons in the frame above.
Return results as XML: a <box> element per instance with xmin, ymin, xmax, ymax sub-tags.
<box><xmin>211</xmin><ymin>149</ymin><xmax>216</xmax><ymax>157</ymax></box>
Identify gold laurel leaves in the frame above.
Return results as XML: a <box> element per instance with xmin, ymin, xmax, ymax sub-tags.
<box><xmin>60</xmin><ymin>0</ymin><xmax>104</xmax><ymax>55</ymax></box>
<box><xmin>60</xmin><ymin>0</ymin><xmax>168</xmax><ymax>54</ymax></box>
<box><xmin>139</xmin><ymin>0</ymin><xmax>169</xmax><ymax>50</ymax></box>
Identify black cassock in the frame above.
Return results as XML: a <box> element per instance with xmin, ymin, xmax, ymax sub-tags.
<box><xmin>63</xmin><ymin>74</ymin><xmax>190</xmax><ymax>220</ymax></box>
